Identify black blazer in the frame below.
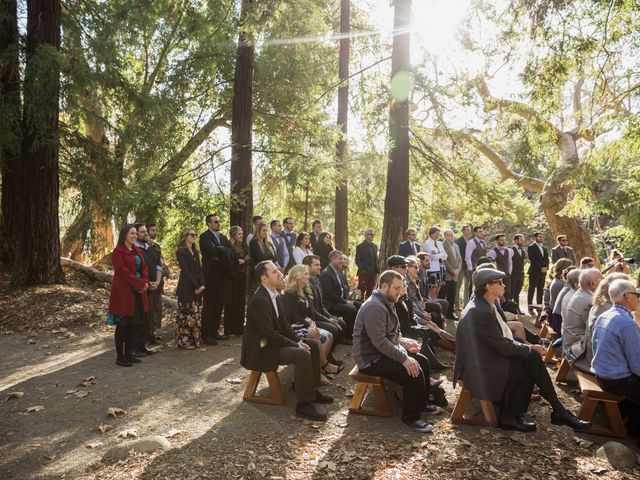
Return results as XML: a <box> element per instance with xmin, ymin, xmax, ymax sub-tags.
<box><xmin>309</xmin><ymin>278</ymin><xmax>332</xmax><ymax>321</ymax></box>
<box><xmin>398</xmin><ymin>240</ymin><xmax>421</xmax><ymax>257</ymax></box>
<box><xmin>319</xmin><ymin>266</ymin><xmax>347</xmax><ymax>308</ymax></box>
<box><xmin>314</xmin><ymin>242</ymin><xmax>334</xmax><ymax>270</ymax></box>
<box><xmin>281</xmin><ymin>290</ymin><xmax>316</xmax><ymax>326</ymax></box>
<box><xmin>527</xmin><ymin>243</ymin><xmax>549</xmax><ymax>277</ymax></box>
<box><xmin>175</xmin><ymin>247</ymin><xmax>204</xmax><ymax>304</ymax></box>
<box><xmin>240</xmin><ymin>285</ymin><xmax>299</xmax><ymax>372</ymax></box>
<box><xmin>355</xmin><ymin>241</ymin><xmax>379</xmax><ymax>275</ymax></box>
<box><xmin>137</xmin><ymin>243</ymin><xmax>161</xmax><ymax>283</ymax></box>
<box><xmin>199</xmin><ymin>230</ymin><xmax>234</xmax><ymax>302</ymax></box>
<box><xmin>454</xmin><ymin>296</ymin><xmax>530</xmax><ymax>401</ymax></box>
<box><xmin>249</xmin><ymin>238</ymin><xmax>277</xmax><ymax>268</ymax></box>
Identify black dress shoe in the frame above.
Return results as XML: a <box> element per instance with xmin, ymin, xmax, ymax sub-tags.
<box><xmin>126</xmin><ymin>356</ymin><xmax>142</xmax><ymax>364</ymax></box>
<box><xmin>551</xmin><ymin>409</ymin><xmax>592</xmax><ymax>430</ymax></box>
<box><xmin>202</xmin><ymin>338</ymin><xmax>218</xmax><ymax>345</ymax></box>
<box><xmin>213</xmin><ymin>334</ymin><xmax>229</xmax><ymax>341</ymax></box>
<box><xmin>116</xmin><ymin>359</ymin><xmax>133</xmax><ymax>367</ymax></box>
<box><xmin>314</xmin><ymin>390</ymin><xmax>334</xmax><ymax>404</ymax></box>
<box><xmin>130</xmin><ymin>350</ymin><xmax>146</xmax><ymax>358</ymax></box>
<box><xmin>498</xmin><ymin>415</ymin><xmax>537</xmax><ymax>432</ymax></box>
<box><xmin>296</xmin><ymin>402</ymin><xmax>327</xmax><ymax>421</ymax></box>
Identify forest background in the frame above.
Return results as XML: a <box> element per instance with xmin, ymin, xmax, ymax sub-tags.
<box><xmin>1</xmin><ymin>0</ymin><xmax>639</xmax><ymax>285</ymax></box>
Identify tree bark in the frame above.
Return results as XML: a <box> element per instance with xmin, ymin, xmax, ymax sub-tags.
<box><xmin>13</xmin><ymin>0</ymin><xmax>64</xmax><ymax>285</ymax></box>
<box><xmin>380</xmin><ymin>0</ymin><xmax>411</xmax><ymax>269</ymax></box>
<box><xmin>333</xmin><ymin>0</ymin><xmax>350</xmax><ymax>254</ymax></box>
<box><xmin>0</xmin><ymin>0</ymin><xmax>20</xmax><ymax>264</ymax></box>
<box><xmin>229</xmin><ymin>0</ymin><xmax>254</xmax><ymax>235</ymax></box>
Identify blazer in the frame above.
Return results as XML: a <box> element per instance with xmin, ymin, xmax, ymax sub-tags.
<box><xmin>136</xmin><ymin>243</ymin><xmax>161</xmax><ymax>283</ymax></box>
<box><xmin>551</xmin><ymin>245</ymin><xmax>575</xmax><ymax>264</ymax></box>
<box><xmin>319</xmin><ymin>265</ymin><xmax>348</xmax><ymax>309</ymax></box>
<box><xmin>108</xmin><ymin>244</ymin><xmax>150</xmax><ymax>317</ymax></box>
<box><xmin>175</xmin><ymin>247</ymin><xmax>204</xmax><ymax>304</ymax></box>
<box><xmin>281</xmin><ymin>290</ymin><xmax>316</xmax><ymax>326</ymax></box>
<box><xmin>355</xmin><ymin>241</ymin><xmax>379</xmax><ymax>275</ymax></box>
<box><xmin>199</xmin><ymin>229</ymin><xmax>234</xmax><ymax>303</ymax></box>
<box><xmin>527</xmin><ymin>243</ymin><xmax>549</xmax><ymax>277</ymax></box>
<box><xmin>309</xmin><ymin>277</ymin><xmax>333</xmax><ymax>322</ymax></box>
<box><xmin>454</xmin><ymin>296</ymin><xmax>530</xmax><ymax>401</ymax></box>
<box><xmin>240</xmin><ymin>285</ymin><xmax>299</xmax><ymax>372</ymax></box>
<box><xmin>398</xmin><ymin>240</ymin><xmax>421</xmax><ymax>257</ymax></box>
<box><xmin>314</xmin><ymin>242</ymin><xmax>334</xmax><ymax>270</ymax></box>
<box><xmin>455</xmin><ymin>235</ymin><xmax>468</xmax><ymax>263</ymax></box>
<box><xmin>249</xmin><ymin>237</ymin><xmax>277</xmax><ymax>269</ymax></box>
<box><xmin>442</xmin><ymin>240</ymin><xmax>462</xmax><ymax>281</ymax></box>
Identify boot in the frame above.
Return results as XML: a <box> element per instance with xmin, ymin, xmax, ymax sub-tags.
<box><xmin>421</xmin><ymin>341</ymin><xmax>450</xmax><ymax>371</ymax></box>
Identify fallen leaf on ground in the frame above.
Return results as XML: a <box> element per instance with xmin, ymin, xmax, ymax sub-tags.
<box><xmin>117</xmin><ymin>428</ymin><xmax>138</xmax><ymax>439</ymax></box>
<box><xmin>4</xmin><ymin>391</ymin><xmax>24</xmax><ymax>401</ymax></box>
<box><xmin>25</xmin><ymin>405</ymin><xmax>44</xmax><ymax>413</ymax></box>
<box><xmin>97</xmin><ymin>423</ymin><xmax>112</xmax><ymax>434</ymax></box>
<box><xmin>106</xmin><ymin>407</ymin><xmax>126</xmax><ymax>417</ymax></box>
<box><xmin>162</xmin><ymin>428</ymin><xmax>184</xmax><ymax>438</ymax></box>
<box><xmin>86</xmin><ymin>442</ymin><xmax>103</xmax><ymax>449</ymax></box>
<box><xmin>28</xmin><ymin>339</ymin><xmax>36</xmax><ymax>344</ymax></box>
<box><xmin>225</xmin><ymin>378</ymin><xmax>243</xmax><ymax>384</ymax></box>
<box><xmin>572</xmin><ymin>436</ymin><xmax>593</xmax><ymax>448</ymax></box>
<box><xmin>196</xmin><ymin>347</ymin><xmax>208</xmax><ymax>352</ymax></box>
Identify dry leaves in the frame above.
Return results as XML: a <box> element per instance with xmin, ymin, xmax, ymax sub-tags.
<box><xmin>4</xmin><ymin>391</ymin><xmax>24</xmax><ymax>401</ymax></box>
<box><xmin>225</xmin><ymin>378</ymin><xmax>243</xmax><ymax>384</ymax></box>
<box><xmin>25</xmin><ymin>405</ymin><xmax>44</xmax><ymax>413</ymax></box>
<box><xmin>97</xmin><ymin>423</ymin><xmax>112</xmax><ymax>434</ymax></box>
<box><xmin>117</xmin><ymin>428</ymin><xmax>138</xmax><ymax>439</ymax></box>
<box><xmin>66</xmin><ymin>389</ymin><xmax>91</xmax><ymax>398</ymax></box>
<box><xmin>162</xmin><ymin>428</ymin><xmax>184</xmax><ymax>438</ymax></box>
<box><xmin>106</xmin><ymin>407</ymin><xmax>126</xmax><ymax>418</ymax></box>
<box><xmin>86</xmin><ymin>441</ymin><xmax>103</xmax><ymax>449</ymax></box>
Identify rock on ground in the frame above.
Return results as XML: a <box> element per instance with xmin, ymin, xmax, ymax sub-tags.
<box><xmin>595</xmin><ymin>441</ymin><xmax>638</xmax><ymax>470</ymax></box>
<box><xmin>102</xmin><ymin>436</ymin><xmax>171</xmax><ymax>463</ymax></box>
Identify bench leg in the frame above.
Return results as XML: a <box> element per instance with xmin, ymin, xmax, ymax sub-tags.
<box><xmin>539</xmin><ymin>324</ymin><xmax>549</xmax><ymax>338</ymax></box>
<box><xmin>348</xmin><ymin>382</ymin><xmax>369</xmax><ymax>412</ymax></box>
<box><xmin>243</xmin><ymin>371</ymin><xmax>285</xmax><ymax>405</ymax></box>
<box><xmin>265</xmin><ymin>371</ymin><xmax>285</xmax><ymax>405</ymax></box>
<box><xmin>243</xmin><ymin>371</ymin><xmax>262</xmax><ymax>401</ymax></box>
<box><xmin>554</xmin><ymin>358</ymin><xmax>570</xmax><ymax>383</ymax></box>
<box><xmin>480</xmin><ymin>400</ymin><xmax>497</xmax><ymax>427</ymax></box>
<box><xmin>577</xmin><ymin>397</ymin><xmax>598</xmax><ymax>421</ymax></box>
<box><xmin>604</xmin><ymin>401</ymin><xmax>627</xmax><ymax>438</ymax></box>
<box><xmin>544</xmin><ymin>344</ymin><xmax>558</xmax><ymax>364</ymax></box>
<box><xmin>348</xmin><ymin>382</ymin><xmax>392</xmax><ymax>417</ymax></box>
<box><xmin>451</xmin><ymin>388</ymin><xmax>472</xmax><ymax>424</ymax></box>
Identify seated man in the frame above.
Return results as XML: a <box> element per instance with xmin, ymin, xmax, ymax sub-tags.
<box><xmin>591</xmin><ymin>279</ymin><xmax>640</xmax><ymax>437</ymax></box>
<box><xmin>454</xmin><ymin>268</ymin><xmax>590</xmax><ymax>432</ymax></box>
<box><xmin>563</xmin><ymin>268</ymin><xmax>603</xmax><ymax>360</ymax></box>
<box><xmin>241</xmin><ymin>260</ymin><xmax>333</xmax><ymax>421</ymax></box>
<box><xmin>353</xmin><ymin>270</ymin><xmax>443</xmax><ymax>433</ymax></box>
<box><xmin>320</xmin><ymin>250</ymin><xmax>359</xmax><ymax>338</ymax></box>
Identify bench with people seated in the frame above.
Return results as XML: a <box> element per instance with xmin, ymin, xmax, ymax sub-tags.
<box><xmin>528</xmin><ymin>304</ymin><xmax>545</xmax><ymax>327</ymax></box>
<box><xmin>575</xmin><ymin>370</ymin><xmax>626</xmax><ymax>438</ymax></box>
<box><xmin>347</xmin><ymin>366</ymin><xmax>392</xmax><ymax>417</ymax></box>
<box><xmin>450</xmin><ymin>380</ymin><xmax>497</xmax><ymax>427</ymax></box>
<box><xmin>243</xmin><ymin>370</ymin><xmax>285</xmax><ymax>405</ymax></box>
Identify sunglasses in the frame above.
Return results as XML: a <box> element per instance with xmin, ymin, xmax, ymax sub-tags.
<box><xmin>211</xmin><ymin>220</ymin><xmax>220</xmax><ymax>224</ymax></box>
<box><xmin>489</xmin><ymin>280</ymin><xmax>505</xmax><ymax>286</ymax></box>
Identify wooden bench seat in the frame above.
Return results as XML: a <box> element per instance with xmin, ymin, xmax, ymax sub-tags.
<box><xmin>575</xmin><ymin>370</ymin><xmax>626</xmax><ymax>438</ymax></box>
<box><xmin>243</xmin><ymin>370</ymin><xmax>285</xmax><ymax>405</ymax></box>
<box><xmin>348</xmin><ymin>366</ymin><xmax>391</xmax><ymax>417</ymax></box>
<box><xmin>450</xmin><ymin>380</ymin><xmax>497</xmax><ymax>427</ymax></box>
<box><xmin>528</xmin><ymin>304</ymin><xmax>545</xmax><ymax>328</ymax></box>
<box><xmin>554</xmin><ymin>357</ymin><xmax>574</xmax><ymax>384</ymax></box>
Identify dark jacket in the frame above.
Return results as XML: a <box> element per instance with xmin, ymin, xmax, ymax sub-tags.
<box><xmin>108</xmin><ymin>244</ymin><xmax>150</xmax><ymax>317</ymax></box>
<box><xmin>314</xmin><ymin>242</ymin><xmax>334</xmax><ymax>270</ymax></box>
<box><xmin>398</xmin><ymin>240</ymin><xmax>421</xmax><ymax>257</ymax></box>
<box><xmin>527</xmin><ymin>243</ymin><xmax>549</xmax><ymax>277</ymax></box>
<box><xmin>240</xmin><ymin>285</ymin><xmax>299</xmax><ymax>372</ymax></box>
<box><xmin>199</xmin><ymin>229</ymin><xmax>234</xmax><ymax>302</ymax></box>
<box><xmin>249</xmin><ymin>238</ymin><xmax>277</xmax><ymax>269</ymax></box>
<box><xmin>281</xmin><ymin>231</ymin><xmax>297</xmax><ymax>270</ymax></box>
<box><xmin>551</xmin><ymin>245</ymin><xmax>575</xmax><ymax>264</ymax></box>
<box><xmin>320</xmin><ymin>265</ymin><xmax>348</xmax><ymax>309</ymax></box>
<box><xmin>309</xmin><ymin>277</ymin><xmax>333</xmax><ymax>322</ymax></box>
<box><xmin>281</xmin><ymin>290</ymin><xmax>316</xmax><ymax>326</ymax></box>
<box><xmin>511</xmin><ymin>245</ymin><xmax>527</xmax><ymax>275</ymax></box>
<box><xmin>136</xmin><ymin>242</ymin><xmax>161</xmax><ymax>283</ymax></box>
<box><xmin>455</xmin><ymin>235</ymin><xmax>468</xmax><ymax>263</ymax></box>
<box><xmin>175</xmin><ymin>247</ymin><xmax>204</xmax><ymax>304</ymax></box>
<box><xmin>355</xmin><ymin>240</ymin><xmax>380</xmax><ymax>275</ymax></box>
<box><xmin>454</xmin><ymin>295</ymin><xmax>530</xmax><ymax>401</ymax></box>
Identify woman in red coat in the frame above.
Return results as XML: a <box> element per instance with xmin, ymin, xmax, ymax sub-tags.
<box><xmin>107</xmin><ymin>224</ymin><xmax>151</xmax><ymax>366</ymax></box>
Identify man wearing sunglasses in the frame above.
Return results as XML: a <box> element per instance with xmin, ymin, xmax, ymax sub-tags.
<box><xmin>591</xmin><ymin>279</ymin><xmax>640</xmax><ymax>438</ymax></box>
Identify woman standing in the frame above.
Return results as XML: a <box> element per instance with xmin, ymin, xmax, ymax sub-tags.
<box><xmin>314</xmin><ymin>232</ymin><xmax>334</xmax><ymax>270</ymax></box>
<box><xmin>292</xmin><ymin>232</ymin><xmax>313</xmax><ymax>265</ymax></box>
<box><xmin>249</xmin><ymin>223</ymin><xmax>277</xmax><ymax>294</ymax></box>
<box><xmin>107</xmin><ymin>224</ymin><xmax>150</xmax><ymax>367</ymax></box>
<box><xmin>225</xmin><ymin>225</ymin><xmax>250</xmax><ymax>335</ymax></box>
<box><xmin>175</xmin><ymin>228</ymin><xmax>205</xmax><ymax>349</ymax></box>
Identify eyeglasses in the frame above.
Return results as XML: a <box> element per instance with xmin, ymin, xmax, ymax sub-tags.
<box><xmin>211</xmin><ymin>220</ymin><xmax>220</xmax><ymax>224</ymax></box>
<box><xmin>397</xmin><ymin>265</ymin><xmax>408</xmax><ymax>269</ymax></box>
<box><xmin>625</xmin><ymin>292</ymin><xmax>640</xmax><ymax>299</ymax></box>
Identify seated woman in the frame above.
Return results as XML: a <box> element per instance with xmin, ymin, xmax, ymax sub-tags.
<box><xmin>282</xmin><ymin>265</ymin><xmax>343</xmax><ymax>379</ymax></box>
<box><xmin>292</xmin><ymin>232</ymin><xmax>313</xmax><ymax>265</ymax></box>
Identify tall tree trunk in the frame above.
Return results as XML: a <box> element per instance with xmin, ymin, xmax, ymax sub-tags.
<box><xmin>0</xmin><ymin>0</ymin><xmax>20</xmax><ymax>264</ymax></box>
<box><xmin>379</xmin><ymin>0</ymin><xmax>411</xmax><ymax>269</ymax></box>
<box><xmin>229</xmin><ymin>0</ymin><xmax>254</xmax><ymax>235</ymax></box>
<box><xmin>333</xmin><ymin>0</ymin><xmax>350</xmax><ymax>254</ymax></box>
<box><xmin>13</xmin><ymin>0</ymin><xmax>64</xmax><ymax>285</ymax></box>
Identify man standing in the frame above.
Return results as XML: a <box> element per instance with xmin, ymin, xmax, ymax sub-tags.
<box><xmin>563</xmin><ymin>268</ymin><xmax>603</xmax><ymax>356</ymax></box>
<box><xmin>353</xmin><ymin>270</ymin><xmax>442</xmax><ymax>432</ymax></box>
<box><xmin>269</xmin><ymin>219</ymin><xmax>289</xmax><ymax>273</ymax></box>
<box><xmin>441</xmin><ymin>229</ymin><xmax>462</xmax><ymax>320</ymax></box>
<box><xmin>281</xmin><ymin>217</ymin><xmax>297</xmax><ymax>272</ymax></box>
<box><xmin>355</xmin><ymin>229</ymin><xmax>380</xmax><ymax>299</ymax></box>
<box><xmin>455</xmin><ymin>225</ymin><xmax>471</xmax><ymax>310</ymax></box>
<box><xmin>320</xmin><ymin>250</ymin><xmax>358</xmax><ymax>339</ymax></box>
<box><xmin>510</xmin><ymin>234</ymin><xmax>527</xmax><ymax>313</ymax></box>
<box><xmin>146</xmin><ymin>223</ymin><xmax>167</xmax><ymax>342</ymax></box>
<box><xmin>527</xmin><ymin>231</ymin><xmax>549</xmax><ymax>309</ymax></box>
<box><xmin>199</xmin><ymin>214</ymin><xmax>234</xmax><ymax>344</ymax></box>
<box><xmin>551</xmin><ymin>235</ymin><xmax>575</xmax><ymax>264</ymax></box>
<box><xmin>240</xmin><ymin>261</ymin><xmax>332</xmax><ymax>421</ymax></box>
<box><xmin>487</xmin><ymin>234</ymin><xmax>513</xmax><ymax>302</ymax></box>
<box><xmin>465</xmin><ymin>226</ymin><xmax>488</xmax><ymax>299</ymax></box>
<box><xmin>398</xmin><ymin>228</ymin><xmax>421</xmax><ymax>257</ymax></box>
<box><xmin>310</xmin><ymin>220</ymin><xmax>323</xmax><ymax>250</ymax></box>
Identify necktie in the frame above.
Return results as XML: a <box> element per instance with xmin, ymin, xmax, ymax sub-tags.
<box><xmin>411</xmin><ymin>242</ymin><xmax>417</xmax><ymax>255</ymax></box>
<box><xmin>562</xmin><ymin>247</ymin><xmax>567</xmax><ymax>256</ymax></box>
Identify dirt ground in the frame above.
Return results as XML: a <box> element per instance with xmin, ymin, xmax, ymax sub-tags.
<box><xmin>1</xmin><ymin>267</ymin><xmax>639</xmax><ymax>479</ymax></box>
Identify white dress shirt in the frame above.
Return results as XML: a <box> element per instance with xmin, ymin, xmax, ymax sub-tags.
<box><xmin>424</xmin><ymin>238</ymin><xmax>447</xmax><ymax>272</ymax></box>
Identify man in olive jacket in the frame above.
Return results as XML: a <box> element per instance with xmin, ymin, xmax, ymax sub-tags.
<box><xmin>454</xmin><ymin>268</ymin><xmax>591</xmax><ymax>432</ymax></box>
<box><xmin>241</xmin><ymin>260</ymin><xmax>332</xmax><ymax>421</ymax></box>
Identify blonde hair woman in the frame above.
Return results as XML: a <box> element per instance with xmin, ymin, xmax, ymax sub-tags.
<box><xmin>248</xmin><ymin>223</ymin><xmax>277</xmax><ymax>294</ymax></box>
<box><xmin>282</xmin><ymin>265</ymin><xmax>343</xmax><ymax>377</ymax></box>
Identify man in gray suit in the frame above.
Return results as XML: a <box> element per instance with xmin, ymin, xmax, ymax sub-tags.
<box><xmin>440</xmin><ymin>229</ymin><xmax>462</xmax><ymax>320</ymax></box>
<box><xmin>551</xmin><ymin>235</ymin><xmax>576</xmax><ymax>264</ymax></box>
<box><xmin>563</xmin><ymin>268</ymin><xmax>603</xmax><ymax>355</ymax></box>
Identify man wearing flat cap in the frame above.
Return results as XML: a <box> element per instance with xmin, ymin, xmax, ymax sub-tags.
<box><xmin>454</xmin><ymin>268</ymin><xmax>591</xmax><ymax>432</ymax></box>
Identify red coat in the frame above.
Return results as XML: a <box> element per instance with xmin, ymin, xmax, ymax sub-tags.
<box><xmin>108</xmin><ymin>244</ymin><xmax>150</xmax><ymax>317</ymax></box>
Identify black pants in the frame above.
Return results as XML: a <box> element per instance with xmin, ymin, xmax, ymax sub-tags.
<box><xmin>328</xmin><ymin>303</ymin><xmax>357</xmax><ymax>338</ymax></box>
<box><xmin>115</xmin><ymin>325</ymin><xmax>135</xmax><ymax>360</ymax></box>
<box><xmin>361</xmin><ymin>352</ymin><xmax>430</xmax><ymax>423</ymax></box>
<box><xmin>502</xmin><ymin>274</ymin><xmax>512</xmax><ymax>302</ymax></box>
<box><xmin>316</xmin><ymin>318</ymin><xmax>347</xmax><ymax>349</ymax></box>
<box><xmin>511</xmin><ymin>272</ymin><xmax>524</xmax><ymax>306</ymax></box>
<box><xmin>201</xmin><ymin>293</ymin><xmax>224</xmax><ymax>340</ymax></box>
<box><xmin>438</xmin><ymin>281</ymin><xmax>457</xmax><ymax>318</ymax></box>
<box><xmin>527</xmin><ymin>273</ymin><xmax>545</xmax><ymax>306</ymax></box>
<box><xmin>278</xmin><ymin>339</ymin><xmax>321</xmax><ymax>404</ymax></box>
<box><xmin>502</xmin><ymin>350</ymin><xmax>563</xmax><ymax>416</ymax></box>
<box><xmin>598</xmin><ymin>374</ymin><xmax>640</xmax><ymax>436</ymax></box>
<box><xmin>424</xmin><ymin>301</ymin><xmax>444</xmax><ymax>328</ymax></box>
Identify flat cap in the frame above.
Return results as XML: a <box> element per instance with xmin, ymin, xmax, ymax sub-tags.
<box><xmin>472</xmin><ymin>268</ymin><xmax>505</xmax><ymax>288</ymax></box>
<box><xmin>387</xmin><ymin>255</ymin><xmax>409</xmax><ymax>268</ymax></box>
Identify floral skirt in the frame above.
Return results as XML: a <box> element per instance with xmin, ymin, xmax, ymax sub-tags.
<box><xmin>176</xmin><ymin>301</ymin><xmax>202</xmax><ymax>348</ymax></box>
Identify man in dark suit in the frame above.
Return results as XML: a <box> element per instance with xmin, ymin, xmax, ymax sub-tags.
<box><xmin>551</xmin><ymin>235</ymin><xmax>575</xmax><ymax>264</ymax></box>
<box><xmin>526</xmin><ymin>231</ymin><xmax>550</xmax><ymax>309</ymax></box>
<box><xmin>320</xmin><ymin>250</ymin><xmax>358</xmax><ymax>339</ymax></box>
<box><xmin>281</xmin><ymin>217</ymin><xmax>297</xmax><ymax>272</ymax></box>
<box><xmin>309</xmin><ymin>219</ymin><xmax>323</xmax><ymax>250</ymax></box>
<box><xmin>199</xmin><ymin>214</ymin><xmax>234</xmax><ymax>344</ymax></box>
<box><xmin>454</xmin><ymin>268</ymin><xmax>589</xmax><ymax>432</ymax></box>
<box><xmin>454</xmin><ymin>225</ymin><xmax>471</xmax><ymax>310</ymax></box>
<box><xmin>398</xmin><ymin>228</ymin><xmax>421</xmax><ymax>257</ymax></box>
<box><xmin>240</xmin><ymin>260</ymin><xmax>332</xmax><ymax>421</ymax></box>
<box><xmin>355</xmin><ymin>229</ymin><xmax>379</xmax><ymax>299</ymax></box>
<box><xmin>510</xmin><ymin>234</ymin><xmax>527</xmax><ymax>314</ymax></box>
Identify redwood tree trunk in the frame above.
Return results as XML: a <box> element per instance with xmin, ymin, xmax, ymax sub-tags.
<box><xmin>0</xmin><ymin>0</ymin><xmax>20</xmax><ymax>264</ymax></box>
<box><xmin>229</xmin><ymin>0</ymin><xmax>254</xmax><ymax>235</ymax></box>
<box><xmin>379</xmin><ymin>0</ymin><xmax>411</xmax><ymax>269</ymax></box>
<box><xmin>13</xmin><ymin>0</ymin><xmax>64</xmax><ymax>285</ymax></box>
<box><xmin>333</xmin><ymin>0</ymin><xmax>350</xmax><ymax>254</ymax></box>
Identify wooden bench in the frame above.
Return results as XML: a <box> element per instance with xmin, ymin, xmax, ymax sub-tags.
<box><xmin>529</xmin><ymin>304</ymin><xmax>545</xmax><ymax>327</ymax></box>
<box><xmin>554</xmin><ymin>357</ymin><xmax>573</xmax><ymax>383</ymax></box>
<box><xmin>243</xmin><ymin>370</ymin><xmax>285</xmax><ymax>405</ymax></box>
<box><xmin>450</xmin><ymin>380</ymin><xmax>497</xmax><ymax>427</ymax></box>
<box><xmin>575</xmin><ymin>370</ymin><xmax>626</xmax><ymax>438</ymax></box>
<box><xmin>537</xmin><ymin>320</ymin><xmax>559</xmax><ymax>364</ymax></box>
<box><xmin>348</xmin><ymin>366</ymin><xmax>392</xmax><ymax>417</ymax></box>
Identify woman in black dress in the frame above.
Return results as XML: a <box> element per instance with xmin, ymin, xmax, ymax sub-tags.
<box><xmin>248</xmin><ymin>223</ymin><xmax>277</xmax><ymax>294</ymax></box>
<box><xmin>175</xmin><ymin>228</ymin><xmax>205</xmax><ymax>349</ymax></box>
<box><xmin>314</xmin><ymin>232</ymin><xmax>335</xmax><ymax>270</ymax></box>
<box><xmin>225</xmin><ymin>225</ymin><xmax>250</xmax><ymax>335</ymax></box>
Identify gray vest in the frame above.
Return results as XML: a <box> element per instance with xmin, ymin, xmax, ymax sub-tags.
<box><xmin>493</xmin><ymin>247</ymin><xmax>509</xmax><ymax>275</ymax></box>
<box><xmin>471</xmin><ymin>238</ymin><xmax>487</xmax><ymax>269</ymax></box>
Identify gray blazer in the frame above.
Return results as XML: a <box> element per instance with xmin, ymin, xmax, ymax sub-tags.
<box><xmin>551</xmin><ymin>245</ymin><xmax>575</xmax><ymax>264</ymax></box>
<box><xmin>562</xmin><ymin>288</ymin><xmax>593</xmax><ymax>350</ymax></box>
<box><xmin>442</xmin><ymin>240</ymin><xmax>462</xmax><ymax>281</ymax></box>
